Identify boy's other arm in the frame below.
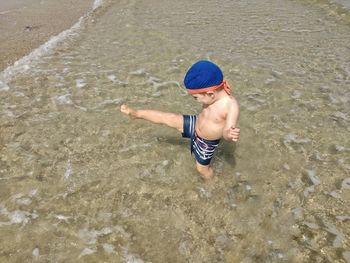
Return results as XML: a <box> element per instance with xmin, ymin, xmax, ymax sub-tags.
<box><xmin>222</xmin><ymin>99</ymin><xmax>240</xmax><ymax>142</ymax></box>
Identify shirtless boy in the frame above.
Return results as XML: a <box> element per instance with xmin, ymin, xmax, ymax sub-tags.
<box><xmin>120</xmin><ymin>60</ymin><xmax>240</xmax><ymax>179</ymax></box>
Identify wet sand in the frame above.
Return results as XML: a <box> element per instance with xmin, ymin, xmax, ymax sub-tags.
<box><xmin>0</xmin><ymin>0</ymin><xmax>95</xmax><ymax>71</ymax></box>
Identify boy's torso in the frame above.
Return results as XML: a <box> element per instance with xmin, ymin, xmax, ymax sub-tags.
<box><xmin>196</xmin><ymin>97</ymin><xmax>231</xmax><ymax>140</ymax></box>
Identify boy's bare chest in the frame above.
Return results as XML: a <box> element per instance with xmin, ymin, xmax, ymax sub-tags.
<box><xmin>196</xmin><ymin>107</ymin><xmax>225</xmax><ymax>139</ymax></box>
<box><xmin>200</xmin><ymin>105</ymin><xmax>223</xmax><ymax>121</ymax></box>
<box><xmin>197</xmin><ymin>106</ymin><xmax>225</xmax><ymax>128</ymax></box>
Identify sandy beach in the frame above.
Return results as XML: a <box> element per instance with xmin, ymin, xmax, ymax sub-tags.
<box><xmin>0</xmin><ymin>0</ymin><xmax>94</xmax><ymax>71</ymax></box>
<box><xmin>0</xmin><ymin>0</ymin><xmax>349</xmax><ymax>261</ymax></box>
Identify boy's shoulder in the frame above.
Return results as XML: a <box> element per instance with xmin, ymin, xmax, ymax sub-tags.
<box><xmin>210</xmin><ymin>96</ymin><xmax>237</xmax><ymax>117</ymax></box>
<box><xmin>229</xmin><ymin>95</ymin><xmax>239</xmax><ymax>107</ymax></box>
<box><xmin>217</xmin><ymin>95</ymin><xmax>238</xmax><ymax>107</ymax></box>
<box><xmin>217</xmin><ymin>96</ymin><xmax>239</xmax><ymax>117</ymax></box>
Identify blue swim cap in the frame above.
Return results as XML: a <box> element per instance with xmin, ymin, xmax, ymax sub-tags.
<box><xmin>184</xmin><ymin>60</ymin><xmax>224</xmax><ymax>93</ymax></box>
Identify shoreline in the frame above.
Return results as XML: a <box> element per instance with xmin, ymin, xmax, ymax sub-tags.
<box><xmin>0</xmin><ymin>0</ymin><xmax>95</xmax><ymax>72</ymax></box>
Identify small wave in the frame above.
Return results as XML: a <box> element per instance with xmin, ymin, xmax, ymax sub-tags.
<box><xmin>93</xmin><ymin>0</ymin><xmax>105</xmax><ymax>10</ymax></box>
<box><xmin>0</xmin><ymin>0</ymin><xmax>106</xmax><ymax>87</ymax></box>
<box><xmin>300</xmin><ymin>0</ymin><xmax>350</xmax><ymax>21</ymax></box>
<box><xmin>332</xmin><ymin>0</ymin><xmax>350</xmax><ymax>9</ymax></box>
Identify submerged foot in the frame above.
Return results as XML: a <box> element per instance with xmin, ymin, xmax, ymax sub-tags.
<box><xmin>120</xmin><ymin>104</ymin><xmax>136</xmax><ymax>117</ymax></box>
<box><xmin>196</xmin><ymin>163</ymin><xmax>215</xmax><ymax>180</ymax></box>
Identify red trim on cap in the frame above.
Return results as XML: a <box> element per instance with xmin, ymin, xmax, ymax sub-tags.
<box><xmin>187</xmin><ymin>80</ymin><xmax>231</xmax><ymax>95</ymax></box>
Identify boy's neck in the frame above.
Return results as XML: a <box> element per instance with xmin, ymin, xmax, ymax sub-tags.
<box><xmin>201</xmin><ymin>89</ymin><xmax>230</xmax><ymax>107</ymax></box>
<box><xmin>214</xmin><ymin>89</ymin><xmax>230</xmax><ymax>101</ymax></box>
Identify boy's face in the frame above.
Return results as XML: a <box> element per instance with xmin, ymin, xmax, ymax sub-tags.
<box><xmin>191</xmin><ymin>92</ymin><xmax>215</xmax><ymax>105</ymax></box>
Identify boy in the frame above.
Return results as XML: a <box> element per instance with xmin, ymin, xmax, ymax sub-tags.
<box><xmin>120</xmin><ymin>60</ymin><xmax>240</xmax><ymax>179</ymax></box>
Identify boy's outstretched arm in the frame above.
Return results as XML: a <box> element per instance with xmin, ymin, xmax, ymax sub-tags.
<box><xmin>222</xmin><ymin>99</ymin><xmax>240</xmax><ymax>142</ymax></box>
<box><xmin>120</xmin><ymin>104</ymin><xmax>183</xmax><ymax>132</ymax></box>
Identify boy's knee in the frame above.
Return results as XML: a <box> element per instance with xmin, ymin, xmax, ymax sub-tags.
<box><xmin>169</xmin><ymin>113</ymin><xmax>180</xmax><ymax>123</ymax></box>
<box><xmin>167</xmin><ymin>113</ymin><xmax>183</xmax><ymax>131</ymax></box>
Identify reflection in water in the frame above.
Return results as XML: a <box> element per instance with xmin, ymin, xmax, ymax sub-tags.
<box><xmin>0</xmin><ymin>0</ymin><xmax>349</xmax><ymax>262</ymax></box>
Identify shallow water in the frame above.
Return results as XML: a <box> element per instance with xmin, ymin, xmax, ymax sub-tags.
<box><xmin>0</xmin><ymin>0</ymin><xmax>350</xmax><ymax>262</ymax></box>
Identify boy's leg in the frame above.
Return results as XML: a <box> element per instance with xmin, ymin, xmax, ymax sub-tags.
<box><xmin>195</xmin><ymin>161</ymin><xmax>214</xmax><ymax>180</ymax></box>
<box><xmin>120</xmin><ymin>104</ymin><xmax>183</xmax><ymax>132</ymax></box>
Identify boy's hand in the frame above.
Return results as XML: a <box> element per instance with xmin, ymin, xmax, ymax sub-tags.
<box><xmin>225</xmin><ymin>127</ymin><xmax>240</xmax><ymax>142</ymax></box>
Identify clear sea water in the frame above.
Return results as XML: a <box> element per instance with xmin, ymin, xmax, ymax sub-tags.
<box><xmin>0</xmin><ymin>0</ymin><xmax>349</xmax><ymax>262</ymax></box>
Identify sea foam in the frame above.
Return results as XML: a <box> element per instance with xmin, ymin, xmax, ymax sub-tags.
<box><xmin>0</xmin><ymin>0</ymin><xmax>105</xmax><ymax>87</ymax></box>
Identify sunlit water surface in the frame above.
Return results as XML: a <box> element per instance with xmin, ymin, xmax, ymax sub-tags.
<box><xmin>0</xmin><ymin>0</ymin><xmax>349</xmax><ymax>262</ymax></box>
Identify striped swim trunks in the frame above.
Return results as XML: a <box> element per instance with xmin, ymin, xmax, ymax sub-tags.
<box><xmin>182</xmin><ymin>115</ymin><xmax>220</xmax><ymax>165</ymax></box>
